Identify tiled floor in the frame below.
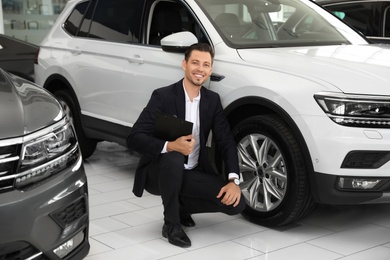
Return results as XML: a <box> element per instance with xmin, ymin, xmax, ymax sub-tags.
<box><xmin>84</xmin><ymin>142</ymin><xmax>390</xmax><ymax>260</ymax></box>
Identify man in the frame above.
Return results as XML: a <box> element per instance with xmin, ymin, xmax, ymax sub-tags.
<box><xmin>127</xmin><ymin>43</ymin><xmax>246</xmax><ymax>248</ymax></box>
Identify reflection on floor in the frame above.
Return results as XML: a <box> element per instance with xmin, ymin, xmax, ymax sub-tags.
<box><xmin>84</xmin><ymin>142</ymin><xmax>390</xmax><ymax>260</ymax></box>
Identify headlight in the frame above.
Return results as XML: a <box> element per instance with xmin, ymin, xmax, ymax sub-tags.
<box><xmin>314</xmin><ymin>92</ymin><xmax>390</xmax><ymax>128</ymax></box>
<box><xmin>21</xmin><ymin>125</ymin><xmax>73</xmax><ymax>166</ymax></box>
<box><xmin>15</xmin><ymin>118</ymin><xmax>79</xmax><ymax>189</ymax></box>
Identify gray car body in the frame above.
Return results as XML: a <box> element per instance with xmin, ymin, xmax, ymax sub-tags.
<box><xmin>0</xmin><ymin>69</ymin><xmax>90</xmax><ymax>259</ymax></box>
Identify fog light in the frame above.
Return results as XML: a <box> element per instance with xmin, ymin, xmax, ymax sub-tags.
<box><xmin>352</xmin><ymin>179</ymin><xmax>380</xmax><ymax>189</ymax></box>
<box><xmin>338</xmin><ymin>177</ymin><xmax>387</xmax><ymax>190</ymax></box>
<box><xmin>53</xmin><ymin>230</ymin><xmax>84</xmax><ymax>258</ymax></box>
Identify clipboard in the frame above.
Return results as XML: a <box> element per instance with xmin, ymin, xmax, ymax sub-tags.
<box><xmin>153</xmin><ymin>112</ymin><xmax>193</xmax><ymax>141</ymax></box>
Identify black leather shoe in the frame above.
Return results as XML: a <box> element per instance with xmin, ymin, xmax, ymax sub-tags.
<box><xmin>180</xmin><ymin>214</ymin><xmax>195</xmax><ymax>227</ymax></box>
<box><xmin>162</xmin><ymin>222</ymin><xmax>191</xmax><ymax>248</ymax></box>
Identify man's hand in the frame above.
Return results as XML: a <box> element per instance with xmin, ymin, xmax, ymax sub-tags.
<box><xmin>166</xmin><ymin>135</ymin><xmax>195</xmax><ymax>156</ymax></box>
<box><xmin>216</xmin><ymin>182</ymin><xmax>241</xmax><ymax>207</ymax></box>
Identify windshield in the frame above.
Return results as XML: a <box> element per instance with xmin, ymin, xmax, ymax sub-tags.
<box><xmin>196</xmin><ymin>0</ymin><xmax>368</xmax><ymax>48</ymax></box>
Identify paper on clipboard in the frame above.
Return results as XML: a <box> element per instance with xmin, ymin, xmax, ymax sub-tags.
<box><xmin>153</xmin><ymin>112</ymin><xmax>193</xmax><ymax>141</ymax></box>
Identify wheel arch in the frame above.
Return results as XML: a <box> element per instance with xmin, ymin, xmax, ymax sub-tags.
<box><xmin>42</xmin><ymin>74</ymin><xmax>81</xmax><ymax>111</ymax></box>
<box><xmin>224</xmin><ymin>96</ymin><xmax>320</xmax><ymax>202</ymax></box>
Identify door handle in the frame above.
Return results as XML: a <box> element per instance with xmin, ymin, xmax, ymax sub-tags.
<box><xmin>71</xmin><ymin>46</ymin><xmax>81</xmax><ymax>55</ymax></box>
<box><xmin>127</xmin><ymin>55</ymin><xmax>144</xmax><ymax>64</ymax></box>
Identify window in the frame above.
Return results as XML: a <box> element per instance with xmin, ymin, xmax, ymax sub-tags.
<box><xmin>385</xmin><ymin>6</ymin><xmax>390</xmax><ymax>37</ymax></box>
<box><xmin>148</xmin><ymin>1</ymin><xmax>208</xmax><ymax>45</ymax></box>
<box><xmin>63</xmin><ymin>1</ymin><xmax>91</xmax><ymax>36</ymax></box>
<box><xmin>325</xmin><ymin>3</ymin><xmax>373</xmax><ymax>36</ymax></box>
<box><xmin>88</xmin><ymin>0</ymin><xmax>140</xmax><ymax>43</ymax></box>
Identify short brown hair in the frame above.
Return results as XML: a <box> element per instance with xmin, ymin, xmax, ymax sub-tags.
<box><xmin>184</xmin><ymin>43</ymin><xmax>214</xmax><ymax>63</ymax></box>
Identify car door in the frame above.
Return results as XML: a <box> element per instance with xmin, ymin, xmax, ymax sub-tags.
<box><xmin>123</xmin><ymin>0</ymin><xmax>211</xmax><ymax>125</ymax></box>
<box><xmin>70</xmin><ymin>0</ymin><xmax>143</xmax><ymax>128</ymax></box>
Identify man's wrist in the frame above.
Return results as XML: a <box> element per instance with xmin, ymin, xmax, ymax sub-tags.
<box><xmin>229</xmin><ymin>178</ymin><xmax>240</xmax><ymax>186</ymax></box>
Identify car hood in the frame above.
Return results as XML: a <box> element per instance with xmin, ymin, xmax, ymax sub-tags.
<box><xmin>0</xmin><ymin>71</ymin><xmax>63</xmax><ymax>139</ymax></box>
<box><xmin>238</xmin><ymin>44</ymin><xmax>390</xmax><ymax>95</ymax></box>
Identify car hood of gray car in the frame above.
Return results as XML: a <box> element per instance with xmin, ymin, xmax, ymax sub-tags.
<box><xmin>0</xmin><ymin>70</ymin><xmax>63</xmax><ymax>139</ymax></box>
<box><xmin>238</xmin><ymin>44</ymin><xmax>390</xmax><ymax>95</ymax></box>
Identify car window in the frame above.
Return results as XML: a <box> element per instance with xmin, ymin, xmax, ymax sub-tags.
<box><xmin>385</xmin><ymin>6</ymin><xmax>390</xmax><ymax>37</ymax></box>
<box><xmin>63</xmin><ymin>1</ymin><xmax>91</xmax><ymax>36</ymax></box>
<box><xmin>148</xmin><ymin>1</ymin><xmax>208</xmax><ymax>45</ymax></box>
<box><xmin>77</xmin><ymin>0</ymin><xmax>95</xmax><ymax>37</ymax></box>
<box><xmin>88</xmin><ymin>0</ymin><xmax>140</xmax><ymax>43</ymax></box>
<box><xmin>324</xmin><ymin>3</ymin><xmax>374</xmax><ymax>36</ymax></box>
<box><xmin>196</xmin><ymin>0</ymin><xmax>351</xmax><ymax>48</ymax></box>
<box><xmin>64</xmin><ymin>0</ymin><xmax>141</xmax><ymax>43</ymax></box>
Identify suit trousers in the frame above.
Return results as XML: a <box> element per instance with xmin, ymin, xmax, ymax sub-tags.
<box><xmin>144</xmin><ymin>151</ymin><xmax>246</xmax><ymax>224</ymax></box>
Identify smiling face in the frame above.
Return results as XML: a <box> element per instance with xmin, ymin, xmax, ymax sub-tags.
<box><xmin>182</xmin><ymin>50</ymin><xmax>213</xmax><ymax>88</ymax></box>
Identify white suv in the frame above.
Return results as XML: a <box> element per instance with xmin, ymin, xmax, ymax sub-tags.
<box><xmin>35</xmin><ymin>0</ymin><xmax>390</xmax><ymax>226</ymax></box>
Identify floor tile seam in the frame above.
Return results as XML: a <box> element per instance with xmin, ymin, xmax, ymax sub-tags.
<box><xmin>88</xmin><ymin>198</ymin><xmax>141</xmax><ymax>209</ymax></box>
<box><xmin>125</xmin><ymin>195</ymin><xmax>160</xmax><ymax>203</ymax></box>
<box><xmin>229</xmin><ymin>240</ymin><xmax>267</xmax><ymax>255</ymax></box>
<box><xmin>369</xmin><ymin>221</ymin><xmax>390</xmax><ymax>230</ymax></box>
<box><xmin>88</xmin><ymin>237</ymin><xmax>117</xmax><ymax>252</ymax></box>
<box><xmin>88</xmin><ymin>187</ymin><xmax>136</xmax><ymax>199</ymax></box>
<box><xmin>231</xmin><ymin>223</ymin><xmax>343</xmax><ymax>256</ymax></box>
<box><xmin>231</xmin><ymin>235</ymin><xmax>342</xmax><ymax>256</ymax></box>
<box><xmin>91</xmin><ymin>230</ymin><xmax>167</xmax><ymax>251</ymax></box>
<box><xmin>305</xmin><ymin>237</ymin><xmax>385</xmax><ymax>259</ymax></box>
<box><xmin>110</xmin><ymin>216</ymin><xmax>162</xmax><ymax>229</ymax></box>
<box><xmin>87</xmin><ymin>176</ymin><xmax>133</xmax><ymax>186</ymax></box>
<box><xmin>87</xmin><ymin>185</ymin><xmax>133</xmax><ymax>194</ymax></box>
<box><xmin>84</xmin><ymin>166</ymin><xmax>135</xmax><ymax>177</ymax></box>
<box><xmin>303</xmin><ymin>222</ymin><xmax>390</xmax><ymax>245</ymax></box>
<box><xmin>85</xmin><ymin>163</ymin><xmax>130</xmax><ymax>171</ymax></box>
<box><xmin>331</xmin><ymin>244</ymin><xmax>390</xmax><ymax>260</ymax></box>
<box><xmin>86</xmin><ymin>237</ymin><xmax>170</xmax><ymax>257</ymax></box>
<box><xmin>124</xmin><ymin>202</ymin><xmax>163</xmax><ymax>211</ymax></box>
<box><xmin>228</xmin><ymin>228</ymin><xmax>269</xmax><ymax>245</ymax></box>
<box><xmin>88</xmin><ymin>225</ymin><xmax>133</xmax><ymax>236</ymax></box>
<box><xmin>89</xmin><ymin>216</ymin><xmax>134</xmax><ymax>232</ymax></box>
<box><xmin>297</xmin><ymin>242</ymin><xmax>345</xmax><ymax>258</ymax></box>
<box><xmin>158</xmin><ymin>240</ymin><xmax>258</xmax><ymax>260</ymax></box>
<box><xmin>89</xmin><ymin>211</ymin><xmax>143</xmax><ymax>222</ymax></box>
<box><xmin>88</xmin><ymin>186</ymin><xmax>104</xmax><ymax>195</ymax></box>
<box><xmin>296</xmin><ymin>222</ymin><xmax>340</xmax><ymax>233</ymax></box>
<box><xmin>97</xmin><ymin>218</ymin><xmax>163</xmax><ymax>231</ymax></box>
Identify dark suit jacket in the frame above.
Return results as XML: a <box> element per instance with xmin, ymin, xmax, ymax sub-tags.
<box><xmin>127</xmin><ymin>79</ymin><xmax>239</xmax><ymax>197</ymax></box>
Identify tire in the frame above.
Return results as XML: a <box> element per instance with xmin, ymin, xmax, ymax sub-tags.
<box><xmin>55</xmin><ymin>90</ymin><xmax>97</xmax><ymax>159</ymax></box>
<box><xmin>232</xmin><ymin>114</ymin><xmax>314</xmax><ymax>226</ymax></box>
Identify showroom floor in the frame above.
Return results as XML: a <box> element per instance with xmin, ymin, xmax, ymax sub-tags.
<box><xmin>83</xmin><ymin>142</ymin><xmax>390</xmax><ymax>260</ymax></box>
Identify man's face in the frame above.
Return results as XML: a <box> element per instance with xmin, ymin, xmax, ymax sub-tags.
<box><xmin>182</xmin><ymin>50</ymin><xmax>213</xmax><ymax>87</ymax></box>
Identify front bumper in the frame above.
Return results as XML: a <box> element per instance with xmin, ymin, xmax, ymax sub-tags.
<box><xmin>297</xmin><ymin>114</ymin><xmax>390</xmax><ymax>204</ymax></box>
<box><xmin>0</xmin><ymin>155</ymin><xmax>89</xmax><ymax>260</ymax></box>
<box><xmin>313</xmin><ymin>171</ymin><xmax>390</xmax><ymax>204</ymax></box>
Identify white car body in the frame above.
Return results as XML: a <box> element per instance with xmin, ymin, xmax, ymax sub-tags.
<box><xmin>35</xmin><ymin>0</ymin><xmax>390</xmax><ymax>226</ymax></box>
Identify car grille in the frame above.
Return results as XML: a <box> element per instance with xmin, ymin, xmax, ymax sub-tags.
<box><xmin>0</xmin><ymin>241</ymin><xmax>49</xmax><ymax>260</ymax></box>
<box><xmin>50</xmin><ymin>197</ymin><xmax>88</xmax><ymax>229</ymax></box>
<box><xmin>0</xmin><ymin>142</ymin><xmax>21</xmax><ymax>193</ymax></box>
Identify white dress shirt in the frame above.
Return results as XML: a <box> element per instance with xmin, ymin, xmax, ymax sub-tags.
<box><xmin>161</xmin><ymin>85</ymin><xmax>239</xmax><ymax>179</ymax></box>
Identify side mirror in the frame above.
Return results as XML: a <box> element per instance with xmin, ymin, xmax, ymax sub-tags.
<box><xmin>161</xmin><ymin>31</ymin><xmax>198</xmax><ymax>53</ymax></box>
